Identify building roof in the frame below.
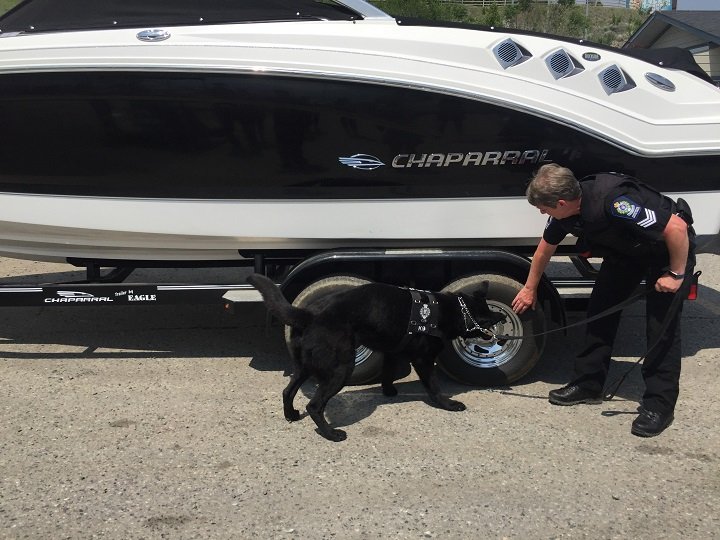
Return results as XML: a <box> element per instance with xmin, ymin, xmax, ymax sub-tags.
<box><xmin>625</xmin><ymin>10</ymin><xmax>720</xmax><ymax>48</ymax></box>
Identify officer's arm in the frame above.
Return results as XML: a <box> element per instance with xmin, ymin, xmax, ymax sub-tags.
<box><xmin>657</xmin><ymin>214</ymin><xmax>689</xmax><ymax>291</ymax></box>
<box><xmin>512</xmin><ymin>238</ymin><xmax>557</xmax><ymax>313</ymax></box>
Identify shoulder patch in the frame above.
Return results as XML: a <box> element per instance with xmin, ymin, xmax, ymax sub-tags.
<box><xmin>611</xmin><ymin>196</ymin><xmax>657</xmax><ymax>228</ymax></box>
<box><xmin>611</xmin><ymin>196</ymin><xmax>642</xmax><ymax>220</ymax></box>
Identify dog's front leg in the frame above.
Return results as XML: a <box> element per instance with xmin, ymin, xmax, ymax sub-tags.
<box><xmin>412</xmin><ymin>357</ymin><xmax>466</xmax><ymax>412</ymax></box>
<box><xmin>381</xmin><ymin>357</ymin><xmax>398</xmax><ymax>397</ymax></box>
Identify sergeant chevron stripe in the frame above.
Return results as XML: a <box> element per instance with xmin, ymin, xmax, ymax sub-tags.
<box><xmin>637</xmin><ymin>208</ymin><xmax>656</xmax><ymax>228</ymax></box>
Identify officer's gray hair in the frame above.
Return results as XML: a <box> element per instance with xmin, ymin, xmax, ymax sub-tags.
<box><xmin>526</xmin><ymin>163</ymin><xmax>581</xmax><ymax>208</ymax></box>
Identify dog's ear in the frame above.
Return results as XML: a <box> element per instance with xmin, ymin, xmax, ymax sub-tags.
<box><xmin>472</xmin><ymin>281</ymin><xmax>490</xmax><ymax>300</ymax></box>
<box><xmin>460</xmin><ymin>290</ymin><xmax>492</xmax><ymax>317</ymax></box>
<box><xmin>458</xmin><ymin>292</ymin><xmax>472</xmax><ymax>305</ymax></box>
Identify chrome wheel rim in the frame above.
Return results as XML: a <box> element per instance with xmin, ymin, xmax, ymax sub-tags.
<box><xmin>355</xmin><ymin>345</ymin><xmax>373</xmax><ymax>366</ymax></box>
<box><xmin>451</xmin><ymin>301</ymin><xmax>523</xmax><ymax>369</ymax></box>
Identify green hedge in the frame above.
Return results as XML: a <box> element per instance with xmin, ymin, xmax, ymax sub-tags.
<box><xmin>0</xmin><ymin>0</ymin><xmax>20</xmax><ymax>16</ymax></box>
<box><xmin>370</xmin><ymin>1</ymin><xmax>644</xmax><ymax>47</ymax></box>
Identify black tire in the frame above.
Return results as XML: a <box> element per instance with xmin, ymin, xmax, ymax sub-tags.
<box><xmin>439</xmin><ymin>273</ymin><xmax>545</xmax><ymax>386</ymax></box>
<box><xmin>285</xmin><ymin>275</ymin><xmax>383</xmax><ymax>385</ymax></box>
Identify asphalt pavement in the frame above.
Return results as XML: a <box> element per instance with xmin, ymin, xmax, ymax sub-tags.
<box><xmin>0</xmin><ymin>255</ymin><xmax>718</xmax><ymax>539</ymax></box>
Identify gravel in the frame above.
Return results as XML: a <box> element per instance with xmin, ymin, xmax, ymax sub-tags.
<box><xmin>0</xmin><ymin>254</ymin><xmax>718</xmax><ymax>539</ymax></box>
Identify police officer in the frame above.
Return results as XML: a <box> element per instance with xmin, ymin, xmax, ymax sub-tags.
<box><xmin>512</xmin><ymin>163</ymin><xmax>695</xmax><ymax>437</ymax></box>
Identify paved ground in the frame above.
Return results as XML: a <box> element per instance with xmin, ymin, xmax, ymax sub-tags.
<box><xmin>0</xmin><ymin>255</ymin><xmax>718</xmax><ymax>539</ymax></box>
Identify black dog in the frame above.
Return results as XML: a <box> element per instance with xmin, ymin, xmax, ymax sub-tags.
<box><xmin>247</xmin><ymin>274</ymin><xmax>505</xmax><ymax>442</ymax></box>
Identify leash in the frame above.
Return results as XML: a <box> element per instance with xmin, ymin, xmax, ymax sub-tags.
<box><xmin>603</xmin><ymin>203</ymin><xmax>697</xmax><ymax>399</ymax></box>
<box><xmin>485</xmin><ymin>267</ymin><xmax>699</xmax><ymax>401</ymax></box>
<box><xmin>490</xmin><ymin>289</ymin><xmax>653</xmax><ymax>342</ymax></box>
<box><xmin>602</xmin><ymin>269</ymin><xmax>700</xmax><ymax>400</ymax></box>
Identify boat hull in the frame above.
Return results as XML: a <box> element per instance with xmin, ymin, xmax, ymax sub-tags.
<box><xmin>1</xmin><ymin>23</ymin><xmax>719</xmax><ymax>262</ymax></box>
<box><xmin>0</xmin><ymin>193</ymin><xmax>549</xmax><ymax>262</ymax></box>
<box><xmin>0</xmin><ymin>190</ymin><xmax>718</xmax><ymax>262</ymax></box>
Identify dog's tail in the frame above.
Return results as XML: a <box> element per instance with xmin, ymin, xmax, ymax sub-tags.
<box><xmin>246</xmin><ymin>273</ymin><xmax>313</xmax><ymax>329</ymax></box>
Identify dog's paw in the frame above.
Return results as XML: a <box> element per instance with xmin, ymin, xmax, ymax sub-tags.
<box><xmin>322</xmin><ymin>428</ymin><xmax>347</xmax><ymax>442</ymax></box>
<box><xmin>285</xmin><ymin>409</ymin><xmax>301</xmax><ymax>422</ymax></box>
<box><xmin>382</xmin><ymin>385</ymin><xmax>398</xmax><ymax>397</ymax></box>
<box><xmin>446</xmin><ymin>400</ymin><xmax>467</xmax><ymax>412</ymax></box>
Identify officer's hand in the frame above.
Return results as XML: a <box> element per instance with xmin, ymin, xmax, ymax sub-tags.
<box><xmin>512</xmin><ymin>287</ymin><xmax>536</xmax><ymax>314</ymax></box>
<box><xmin>655</xmin><ymin>274</ymin><xmax>683</xmax><ymax>294</ymax></box>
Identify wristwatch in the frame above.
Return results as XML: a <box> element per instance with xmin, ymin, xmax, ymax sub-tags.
<box><xmin>666</xmin><ymin>270</ymin><xmax>685</xmax><ymax>280</ymax></box>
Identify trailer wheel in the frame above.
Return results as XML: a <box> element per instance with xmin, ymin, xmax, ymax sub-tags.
<box><xmin>440</xmin><ymin>274</ymin><xmax>545</xmax><ymax>386</ymax></box>
<box><xmin>285</xmin><ymin>275</ymin><xmax>383</xmax><ymax>385</ymax></box>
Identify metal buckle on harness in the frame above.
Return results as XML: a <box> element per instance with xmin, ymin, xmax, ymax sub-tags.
<box><xmin>457</xmin><ymin>296</ymin><xmax>494</xmax><ymax>338</ymax></box>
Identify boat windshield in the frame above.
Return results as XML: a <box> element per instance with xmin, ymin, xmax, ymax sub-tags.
<box><xmin>0</xmin><ymin>0</ymin><xmax>363</xmax><ymax>34</ymax></box>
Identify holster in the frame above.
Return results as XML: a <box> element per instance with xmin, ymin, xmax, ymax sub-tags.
<box><xmin>675</xmin><ymin>197</ymin><xmax>694</xmax><ymax>226</ymax></box>
<box><xmin>675</xmin><ymin>198</ymin><xmax>697</xmax><ymax>263</ymax></box>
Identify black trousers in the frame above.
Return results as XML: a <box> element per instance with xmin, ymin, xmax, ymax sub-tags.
<box><xmin>573</xmin><ymin>258</ymin><xmax>686</xmax><ymax>415</ymax></box>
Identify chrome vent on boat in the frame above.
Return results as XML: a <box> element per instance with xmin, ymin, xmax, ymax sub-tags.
<box><xmin>645</xmin><ymin>72</ymin><xmax>676</xmax><ymax>92</ymax></box>
<box><xmin>136</xmin><ymin>29</ymin><xmax>171</xmax><ymax>42</ymax></box>
<box><xmin>545</xmin><ymin>49</ymin><xmax>584</xmax><ymax>79</ymax></box>
<box><xmin>598</xmin><ymin>64</ymin><xmax>635</xmax><ymax>95</ymax></box>
<box><xmin>492</xmin><ymin>38</ymin><xmax>532</xmax><ymax>69</ymax></box>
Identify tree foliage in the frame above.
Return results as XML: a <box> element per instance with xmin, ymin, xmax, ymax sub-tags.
<box><xmin>0</xmin><ymin>0</ymin><xmax>20</xmax><ymax>14</ymax></box>
<box><xmin>370</xmin><ymin>0</ymin><xmax>647</xmax><ymax>48</ymax></box>
<box><xmin>0</xmin><ymin>0</ymin><xmax>647</xmax><ymax>48</ymax></box>
<box><xmin>375</xmin><ymin>0</ymin><xmax>470</xmax><ymax>22</ymax></box>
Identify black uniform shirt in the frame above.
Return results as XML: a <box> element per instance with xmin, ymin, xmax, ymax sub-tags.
<box><xmin>543</xmin><ymin>174</ymin><xmax>674</xmax><ymax>257</ymax></box>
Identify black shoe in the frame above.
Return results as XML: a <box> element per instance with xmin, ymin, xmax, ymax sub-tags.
<box><xmin>548</xmin><ymin>384</ymin><xmax>603</xmax><ymax>406</ymax></box>
<box><xmin>631</xmin><ymin>407</ymin><xmax>674</xmax><ymax>437</ymax></box>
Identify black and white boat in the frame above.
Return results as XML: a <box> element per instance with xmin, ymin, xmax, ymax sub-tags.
<box><xmin>1</xmin><ymin>0</ymin><xmax>718</xmax><ymax>386</ymax></box>
<box><xmin>0</xmin><ymin>0</ymin><xmax>718</xmax><ymax>263</ymax></box>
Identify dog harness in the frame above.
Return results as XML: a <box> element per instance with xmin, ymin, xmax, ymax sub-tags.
<box><xmin>405</xmin><ymin>288</ymin><xmax>444</xmax><ymax>338</ymax></box>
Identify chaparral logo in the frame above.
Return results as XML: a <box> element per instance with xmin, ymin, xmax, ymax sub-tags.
<box><xmin>342</xmin><ymin>149</ymin><xmax>550</xmax><ymax>170</ymax></box>
<box><xmin>58</xmin><ymin>291</ymin><xmax>94</xmax><ymax>298</ymax></box>
<box><xmin>338</xmin><ymin>154</ymin><xmax>386</xmax><ymax>170</ymax></box>
<box><xmin>392</xmin><ymin>149</ymin><xmax>550</xmax><ymax>168</ymax></box>
<box><xmin>45</xmin><ymin>291</ymin><xmax>114</xmax><ymax>303</ymax></box>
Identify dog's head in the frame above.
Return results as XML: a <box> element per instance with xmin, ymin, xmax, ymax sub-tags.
<box><xmin>456</xmin><ymin>282</ymin><xmax>506</xmax><ymax>338</ymax></box>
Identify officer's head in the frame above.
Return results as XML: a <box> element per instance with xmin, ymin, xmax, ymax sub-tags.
<box><xmin>526</xmin><ymin>163</ymin><xmax>581</xmax><ymax>218</ymax></box>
